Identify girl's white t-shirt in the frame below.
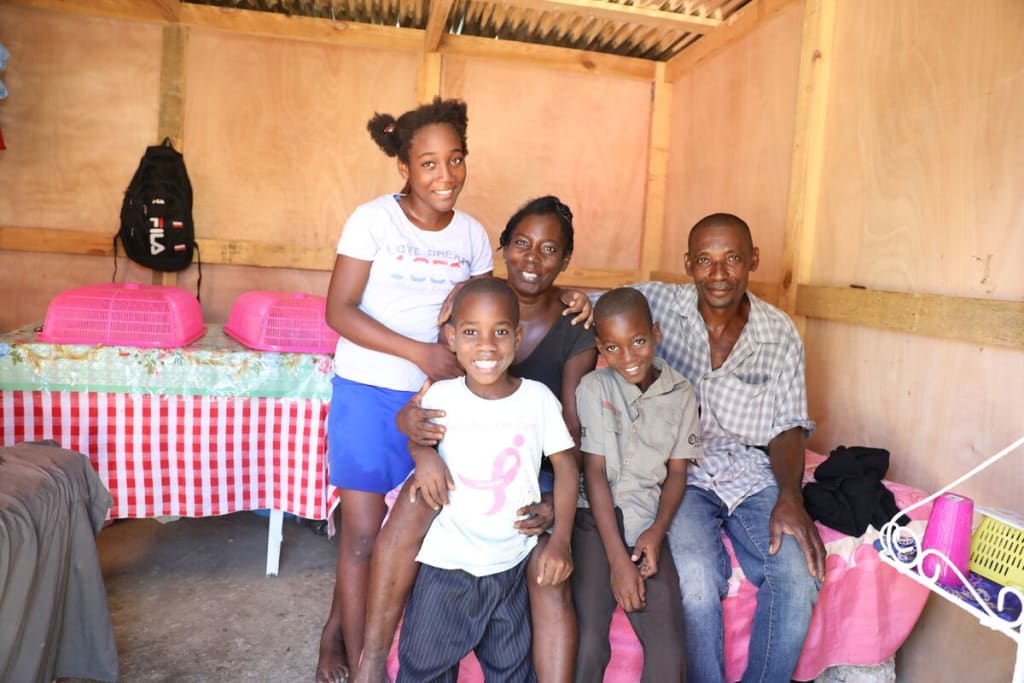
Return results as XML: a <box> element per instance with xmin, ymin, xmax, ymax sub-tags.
<box><xmin>332</xmin><ymin>194</ymin><xmax>493</xmax><ymax>391</ymax></box>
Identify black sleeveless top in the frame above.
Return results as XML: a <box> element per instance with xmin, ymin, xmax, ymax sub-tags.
<box><xmin>510</xmin><ymin>313</ymin><xmax>595</xmax><ymax>399</ymax></box>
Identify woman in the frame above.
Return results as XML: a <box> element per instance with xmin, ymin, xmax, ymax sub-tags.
<box><xmin>353</xmin><ymin>196</ymin><xmax>597</xmax><ymax>683</ymax></box>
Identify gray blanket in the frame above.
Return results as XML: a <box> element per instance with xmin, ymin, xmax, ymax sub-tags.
<box><xmin>0</xmin><ymin>441</ymin><xmax>118</xmax><ymax>683</ymax></box>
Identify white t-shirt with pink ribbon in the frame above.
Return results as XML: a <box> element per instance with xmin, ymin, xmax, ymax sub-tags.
<box><xmin>415</xmin><ymin>377</ymin><xmax>575</xmax><ymax>577</ymax></box>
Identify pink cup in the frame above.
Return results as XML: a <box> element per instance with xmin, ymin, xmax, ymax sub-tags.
<box><xmin>921</xmin><ymin>493</ymin><xmax>974</xmax><ymax>586</ymax></box>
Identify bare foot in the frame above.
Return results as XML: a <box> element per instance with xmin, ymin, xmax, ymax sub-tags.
<box><xmin>315</xmin><ymin>621</ymin><xmax>350</xmax><ymax>683</ymax></box>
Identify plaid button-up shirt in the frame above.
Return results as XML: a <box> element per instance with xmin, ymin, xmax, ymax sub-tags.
<box><xmin>633</xmin><ymin>282</ymin><xmax>815</xmax><ymax>512</ymax></box>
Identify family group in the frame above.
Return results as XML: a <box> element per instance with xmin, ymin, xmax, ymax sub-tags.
<box><xmin>314</xmin><ymin>98</ymin><xmax>825</xmax><ymax>683</ymax></box>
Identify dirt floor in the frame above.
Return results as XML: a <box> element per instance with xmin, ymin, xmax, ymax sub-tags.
<box><xmin>95</xmin><ymin>512</ymin><xmax>337</xmax><ymax>683</ymax></box>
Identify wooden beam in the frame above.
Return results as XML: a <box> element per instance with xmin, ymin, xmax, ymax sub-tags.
<box><xmin>416</xmin><ymin>52</ymin><xmax>444</xmax><ymax>103</ymax></box>
<box><xmin>158</xmin><ymin>23</ymin><xmax>187</xmax><ymax>147</ymax></box>
<box><xmin>492</xmin><ymin>261</ymin><xmax>639</xmax><ymax>290</ymax></box>
<box><xmin>649</xmin><ymin>270</ymin><xmax>781</xmax><ymax>306</ymax></box>
<box><xmin>0</xmin><ymin>226</ymin><xmax>334</xmax><ymax>272</ymax></box>
<box><xmin>179</xmin><ymin>3</ymin><xmax>426</xmax><ymax>53</ymax></box>
<box><xmin>2</xmin><ymin>0</ymin><xmax>180</xmax><ymax>23</ymax></box>
<box><xmin>424</xmin><ymin>0</ymin><xmax>455</xmax><ymax>52</ymax></box>
<box><xmin>639</xmin><ymin>62</ymin><xmax>672</xmax><ymax>279</ymax></box>
<box><xmin>0</xmin><ymin>227</ymin><xmax>114</xmax><ymax>257</ymax></box>
<box><xmin>778</xmin><ymin>0</ymin><xmax>836</xmax><ymax>333</ymax></box>
<box><xmin>13</xmin><ymin>227</ymin><xmax>1020</xmax><ymax>351</ymax></box>
<box><xmin>665</xmin><ymin>0</ymin><xmax>799</xmax><ymax>82</ymax></box>
<box><xmin>476</xmin><ymin>0</ymin><xmax>720</xmax><ymax>34</ymax></box>
<box><xmin>439</xmin><ymin>33</ymin><xmax>657</xmax><ymax>81</ymax></box>
<box><xmin>195</xmin><ymin>237</ymin><xmax>334</xmax><ymax>271</ymax></box>
<box><xmin>796</xmin><ymin>285</ymin><xmax>1024</xmax><ymax>352</ymax></box>
<box><xmin>149</xmin><ymin>0</ymin><xmax>181</xmax><ymax>22</ymax></box>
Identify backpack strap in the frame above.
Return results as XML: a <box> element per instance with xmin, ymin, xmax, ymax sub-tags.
<box><xmin>193</xmin><ymin>242</ymin><xmax>202</xmax><ymax>302</ymax></box>
<box><xmin>112</xmin><ymin>233</ymin><xmax>120</xmax><ymax>283</ymax></box>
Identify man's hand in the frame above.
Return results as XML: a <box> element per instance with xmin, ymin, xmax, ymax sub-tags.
<box><xmin>770</xmin><ymin>491</ymin><xmax>826</xmax><ymax>582</ymax></box>
<box><xmin>610</xmin><ymin>555</ymin><xmax>646</xmax><ymax>612</ymax></box>
<box><xmin>631</xmin><ymin>528</ymin><xmax>663</xmax><ymax>579</ymax></box>
<box><xmin>407</xmin><ymin>445</ymin><xmax>454</xmax><ymax>510</ymax></box>
<box><xmin>396</xmin><ymin>380</ymin><xmax>446</xmax><ymax>446</ymax></box>
<box><xmin>557</xmin><ymin>288</ymin><xmax>594</xmax><ymax>328</ymax></box>
<box><xmin>513</xmin><ymin>492</ymin><xmax>554</xmax><ymax>536</ymax></box>
<box><xmin>536</xmin><ymin>537</ymin><xmax>573</xmax><ymax>586</ymax></box>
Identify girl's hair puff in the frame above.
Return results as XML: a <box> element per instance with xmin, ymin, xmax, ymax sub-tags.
<box><xmin>499</xmin><ymin>195</ymin><xmax>575</xmax><ymax>256</ymax></box>
<box><xmin>367</xmin><ymin>98</ymin><xmax>469</xmax><ymax>164</ymax></box>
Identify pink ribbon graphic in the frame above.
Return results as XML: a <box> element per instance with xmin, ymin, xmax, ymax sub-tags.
<box><xmin>457</xmin><ymin>434</ymin><xmax>524</xmax><ymax>515</ymax></box>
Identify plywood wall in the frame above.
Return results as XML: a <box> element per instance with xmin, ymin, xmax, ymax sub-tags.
<box><xmin>662</xmin><ymin>1</ymin><xmax>803</xmax><ymax>279</ymax></box>
<box><xmin>809</xmin><ymin>0</ymin><xmax>1024</xmax><ymax>509</ymax></box>
<box><xmin>181</xmin><ymin>28</ymin><xmax>419</xmax><ymax>320</ymax></box>
<box><xmin>442</xmin><ymin>56</ymin><xmax>652</xmax><ymax>272</ymax></box>
<box><xmin>0</xmin><ymin>6</ymin><xmax>163</xmax><ymax>328</ymax></box>
<box><xmin>804</xmin><ymin>0</ymin><xmax>1024</xmax><ymax>679</ymax></box>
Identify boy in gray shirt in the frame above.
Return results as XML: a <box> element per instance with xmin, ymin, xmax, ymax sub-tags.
<box><xmin>571</xmin><ymin>286</ymin><xmax>703</xmax><ymax>683</ymax></box>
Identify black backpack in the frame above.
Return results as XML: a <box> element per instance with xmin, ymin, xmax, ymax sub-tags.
<box><xmin>115</xmin><ymin>138</ymin><xmax>200</xmax><ymax>274</ymax></box>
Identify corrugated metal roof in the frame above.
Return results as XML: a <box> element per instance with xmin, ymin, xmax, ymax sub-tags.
<box><xmin>183</xmin><ymin>0</ymin><xmax>751</xmax><ymax>60</ymax></box>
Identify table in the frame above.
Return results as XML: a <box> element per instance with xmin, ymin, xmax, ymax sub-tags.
<box><xmin>0</xmin><ymin>322</ymin><xmax>339</xmax><ymax>575</ymax></box>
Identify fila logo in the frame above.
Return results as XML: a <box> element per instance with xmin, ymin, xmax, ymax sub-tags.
<box><xmin>149</xmin><ymin>217</ymin><xmax>166</xmax><ymax>255</ymax></box>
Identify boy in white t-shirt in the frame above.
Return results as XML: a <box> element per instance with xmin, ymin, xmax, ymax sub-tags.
<box><xmin>396</xmin><ymin>278</ymin><xmax>579</xmax><ymax>683</ymax></box>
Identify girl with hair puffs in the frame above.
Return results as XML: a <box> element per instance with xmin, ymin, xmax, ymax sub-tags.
<box><xmin>317</xmin><ymin>98</ymin><xmax>493</xmax><ymax>683</ymax></box>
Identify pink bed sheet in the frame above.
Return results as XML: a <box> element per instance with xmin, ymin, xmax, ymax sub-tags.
<box><xmin>385</xmin><ymin>450</ymin><xmax>932</xmax><ymax>682</ymax></box>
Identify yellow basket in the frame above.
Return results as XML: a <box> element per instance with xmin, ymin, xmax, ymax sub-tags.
<box><xmin>969</xmin><ymin>516</ymin><xmax>1024</xmax><ymax>589</ymax></box>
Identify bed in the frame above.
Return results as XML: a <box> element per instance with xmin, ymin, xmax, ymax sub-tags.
<box><xmin>0</xmin><ymin>441</ymin><xmax>118</xmax><ymax>683</ymax></box>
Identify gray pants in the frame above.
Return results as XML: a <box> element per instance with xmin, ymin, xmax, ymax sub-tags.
<box><xmin>571</xmin><ymin>507</ymin><xmax>686</xmax><ymax>683</ymax></box>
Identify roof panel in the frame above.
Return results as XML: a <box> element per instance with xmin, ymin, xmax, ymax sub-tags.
<box><xmin>182</xmin><ymin>0</ymin><xmax>751</xmax><ymax>59</ymax></box>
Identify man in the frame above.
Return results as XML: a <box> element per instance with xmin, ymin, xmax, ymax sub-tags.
<box><xmin>633</xmin><ymin>213</ymin><xmax>825</xmax><ymax>683</ymax></box>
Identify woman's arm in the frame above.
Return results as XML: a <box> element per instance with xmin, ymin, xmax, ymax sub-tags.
<box><xmin>514</xmin><ymin>346</ymin><xmax>597</xmax><ymax>535</ymax></box>
<box><xmin>560</xmin><ymin>347</ymin><xmax>599</xmax><ymax>468</ymax></box>
<box><xmin>533</xmin><ymin>448</ymin><xmax>579</xmax><ymax>586</ymax></box>
<box><xmin>326</xmin><ymin>254</ymin><xmax>463</xmax><ymax>381</ymax></box>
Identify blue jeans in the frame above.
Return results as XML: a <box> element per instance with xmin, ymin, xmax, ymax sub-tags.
<box><xmin>668</xmin><ymin>485</ymin><xmax>820</xmax><ymax>683</ymax></box>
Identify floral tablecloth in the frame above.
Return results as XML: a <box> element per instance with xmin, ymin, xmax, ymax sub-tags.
<box><xmin>0</xmin><ymin>323</ymin><xmax>334</xmax><ymax>398</ymax></box>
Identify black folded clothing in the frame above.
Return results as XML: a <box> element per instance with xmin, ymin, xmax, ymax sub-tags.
<box><xmin>803</xmin><ymin>445</ymin><xmax>910</xmax><ymax>537</ymax></box>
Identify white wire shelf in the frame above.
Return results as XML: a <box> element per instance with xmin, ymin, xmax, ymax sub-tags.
<box><xmin>876</xmin><ymin>434</ymin><xmax>1024</xmax><ymax>683</ymax></box>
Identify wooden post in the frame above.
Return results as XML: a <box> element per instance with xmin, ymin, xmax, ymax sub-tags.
<box><xmin>639</xmin><ymin>62</ymin><xmax>672</xmax><ymax>280</ymax></box>
<box><xmin>154</xmin><ymin>22</ymin><xmax>187</xmax><ymax>287</ymax></box>
<box><xmin>778</xmin><ymin>0</ymin><xmax>836</xmax><ymax>333</ymax></box>
<box><xmin>417</xmin><ymin>51</ymin><xmax>443</xmax><ymax>103</ymax></box>
<box><xmin>158</xmin><ymin>23</ymin><xmax>186</xmax><ymax>147</ymax></box>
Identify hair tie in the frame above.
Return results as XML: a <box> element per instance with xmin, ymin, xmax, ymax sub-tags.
<box><xmin>384</xmin><ymin>123</ymin><xmax>396</xmax><ymax>135</ymax></box>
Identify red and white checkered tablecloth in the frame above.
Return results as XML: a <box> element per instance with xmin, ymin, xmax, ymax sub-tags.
<box><xmin>1</xmin><ymin>389</ymin><xmax>339</xmax><ymax>521</ymax></box>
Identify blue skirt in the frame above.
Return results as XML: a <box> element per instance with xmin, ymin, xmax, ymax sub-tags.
<box><xmin>327</xmin><ymin>375</ymin><xmax>417</xmax><ymax>493</ymax></box>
